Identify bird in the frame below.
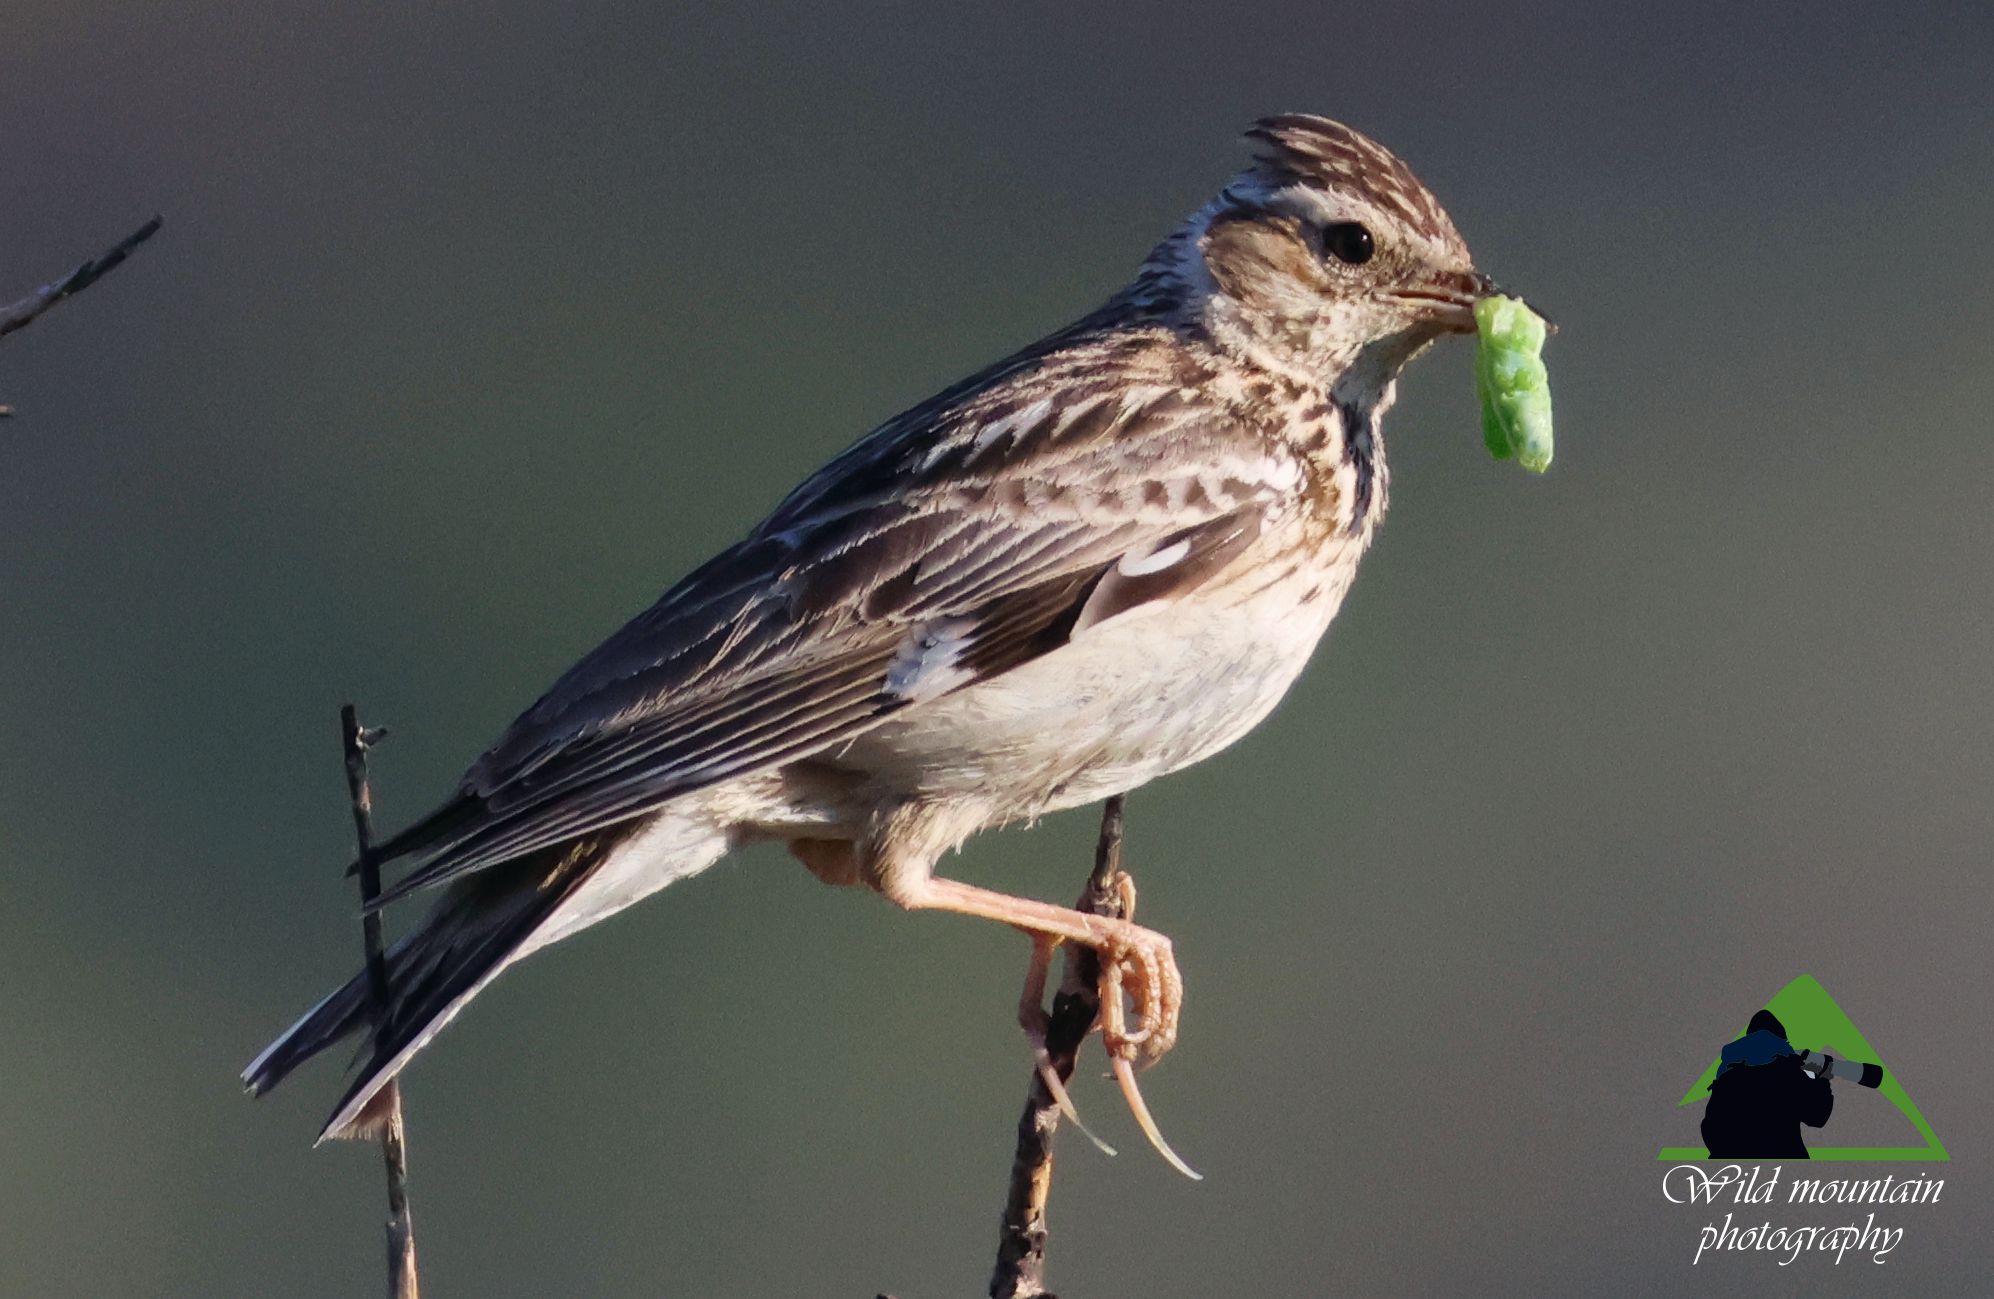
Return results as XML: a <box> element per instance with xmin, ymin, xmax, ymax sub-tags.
<box><xmin>244</xmin><ymin>114</ymin><xmax>1502</xmax><ymax>1173</ymax></box>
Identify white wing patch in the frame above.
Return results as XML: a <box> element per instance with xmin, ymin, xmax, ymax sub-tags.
<box><xmin>1117</xmin><ymin>537</ymin><xmax>1191</xmax><ymax>577</ymax></box>
<box><xmin>884</xmin><ymin>617</ymin><xmax>979</xmax><ymax>702</ymax></box>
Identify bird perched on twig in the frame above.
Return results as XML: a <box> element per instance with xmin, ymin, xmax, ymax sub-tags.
<box><xmin>245</xmin><ymin>114</ymin><xmax>1504</xmax><ymax>1173</ymax></box>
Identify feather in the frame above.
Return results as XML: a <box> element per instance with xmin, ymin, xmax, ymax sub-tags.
<box><xmin>366</xmin><ymin>330</ymin><xmax>1291</xmax><ymax>900</ymax></box>
<box><xmin>245</xmin><ymin>831</ymin><xmax>628</xmax><ymax>1140</ymax></box>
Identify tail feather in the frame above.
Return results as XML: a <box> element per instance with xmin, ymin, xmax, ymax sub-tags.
<box><xmin>242</xmin><ymin>832</ymin><xmax>622</xmax><ymax>1142</ymax></box>
<box><xmin>342</xmin><ymin>791</ymin><xmax>484</xmax><ymax>879</ymax></box>
<box><xmin>240</xmin><ymin>978</ymin><xmax>373</xmax><ymax>1097</ymax></box>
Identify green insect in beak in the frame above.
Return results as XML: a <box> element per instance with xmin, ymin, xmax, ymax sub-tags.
<box><xmin>1474</xmin><ymin>295</ymin><xmax>1554</xmax><ymax>473</ymax></box>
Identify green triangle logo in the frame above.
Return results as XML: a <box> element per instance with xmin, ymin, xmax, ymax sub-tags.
<box><xmin>1658</xmin><ymin>974</ymin><xmax>1948</xmax><ymax>1162</ymax></box>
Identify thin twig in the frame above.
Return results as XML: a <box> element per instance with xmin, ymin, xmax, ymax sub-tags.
<box><xmin>339</xmin><ymin>705</ymin><xmax>420</xmax><ymax>1299</ymax></box>
<box><xmin>990</xmin><ymin>794</ymin><xmax>1129</xmax><ymax>1299</ymax></box>
<box><xmin>0</xmin><ymin>216</ymin><xmax>161</xmax><ymax>340</ymax></box>
<box><xmin>0</xmin><ymin>216</ymin><xmax>162</xmax><ymax>416</ymax></box>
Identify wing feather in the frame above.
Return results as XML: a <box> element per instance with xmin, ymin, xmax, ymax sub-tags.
<box><xmin>374</xmin><ymin>328</ymin><xmax>1298</xmax><ymax>898</ymax></box>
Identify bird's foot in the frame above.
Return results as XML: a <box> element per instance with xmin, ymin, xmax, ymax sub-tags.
<box><xmin>1013</xmin><ymin>873</ymin><xmax>1197</xmax><ymax>1178</ymax></box>
<box><xmin>1095</xmin><ymin>873</ymin><xmax>1179</xmax><ymax>1065</ymax></box>
<box><xmin>887</xmin><ymin>870</ymin><xmax>1198</xmax><ymax>1176</ymax></box>
<box><xmin>1093</xmin><ymin>874</ymin><xmax>1198</xmax><ymax>1179</ymax></box>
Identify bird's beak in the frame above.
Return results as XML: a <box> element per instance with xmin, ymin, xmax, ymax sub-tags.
<box><xmin>1382</xmin><ymin>270</ymin><xmax>1499</xmax><ymax>334</ymax></box>
<box><xmin>1384</xmin><ymin>271</ymin><xmax>1557</xmax><ymax>337</ymax></box>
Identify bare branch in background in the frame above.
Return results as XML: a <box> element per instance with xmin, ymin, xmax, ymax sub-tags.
<box><xmin>989</xmin><ymin>794</ymin><xmax>1132</xmax><ymax>1299</ymax></box>
<box><xmin>0</xmin><ymin>215</ymin><xmax>162</xmax><ymax>415</ymax></box>
<box><xmin>338</xmin><ymin>706</ymin><xmax>421</xmax><ymax>1299</ymax></box>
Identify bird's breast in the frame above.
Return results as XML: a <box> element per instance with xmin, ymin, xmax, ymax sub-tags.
<box><xmin>832</xmin><ymin>538</ymin><xmax>1358</xmax><ymax>820</ymax></box>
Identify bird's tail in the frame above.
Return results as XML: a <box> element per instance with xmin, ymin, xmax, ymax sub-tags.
<box><xmin>241</xmin><ymin>832</ymin><xmax>623</xmax><ymax>1143</ymax></box>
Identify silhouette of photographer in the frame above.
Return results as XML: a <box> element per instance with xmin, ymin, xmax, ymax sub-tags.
<box><xmin>1701</xmin><ymin>1009</ymin><xmax>1833</xmax><ymax>1158</ymax></box>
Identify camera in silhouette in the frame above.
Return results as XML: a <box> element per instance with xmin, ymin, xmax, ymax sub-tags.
<box><xmin>1795</xmin><ymin>1051</ymin><xmax>1884</xmax><ymax>1089</ymax></box>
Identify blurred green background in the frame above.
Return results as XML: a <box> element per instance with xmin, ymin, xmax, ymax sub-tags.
<box><xmin>4</xmin><ymin>2</ymin><xmax>1992</xmax><ymax>1294</ymax></box>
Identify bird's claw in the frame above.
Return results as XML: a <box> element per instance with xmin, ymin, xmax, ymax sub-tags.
<box><xmin>1096</xmin><ymin>873</ymin><xmax>1180</xmax><ymax>1068</ymax></box>
<box><xmin>1010</xmin><ymin>872</ymin><xmax>1198</xmax><ymax>1178</ymax></box>
<box><xmin>1093</xmin><ymin>877</ymin><xmax>1199</xmax><ymax>1179</ymax></box>
<box><xmin>1018</xmin><ymin>933</ymin><xmax>1117</xmax><ymax>1157</ymax></box>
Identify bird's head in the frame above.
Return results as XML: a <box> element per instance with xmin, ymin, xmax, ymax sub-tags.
<box><xmin>1143</xmin><ymin>115</ymin><xmax>1491</xmax><ymax>397</ymax></box>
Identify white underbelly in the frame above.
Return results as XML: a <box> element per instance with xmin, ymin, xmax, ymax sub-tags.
<box><xmin>836</xmin><ymin>567</ymin><xmax>1348</xmax><ymax>817</ymax></box>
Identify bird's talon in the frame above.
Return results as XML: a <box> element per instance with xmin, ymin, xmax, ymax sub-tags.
<box><xmin>1112</xmin><ymin>872</ymin><xmax>1139</xmax><ymax>924</ymax></box>
<box><xmin>995</xmin><ymin>878</ymin><xmax>1188</xmax><ymax>1174</ymax></box>
<box><xmin>1029</xmin><ymin>1043</ymin><xmax>1118</xmax><ymax>1158</ymax></box>
<box><xmin>1111</xmin><ymin>1055</ymin><xmax>1201</xmax><ymax>1181</ymax></box>
<box><xmin>1017</xmin><ymin>930</ymin><xmax>1117</xmax><ymax>1157</ymax></box>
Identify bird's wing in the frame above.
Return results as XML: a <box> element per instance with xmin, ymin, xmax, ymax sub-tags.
<box><xmin>373</xmin><ymin>374</ymin><xmax>1295</xmax><ymax>902</ymax></box>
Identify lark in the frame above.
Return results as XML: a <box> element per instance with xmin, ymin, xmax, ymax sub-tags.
<box><xmin>246</xmin><ymin>115</ymin><xmax>1504</xmax><ymax>1172</ymax></box>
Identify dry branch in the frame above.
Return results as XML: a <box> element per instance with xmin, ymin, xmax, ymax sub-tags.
<box><xmin>989</xmin><ymin>794</ymin><xmax>1131</xmax><ymax>1299</ymax></box>
<box><xmin>0</xmin><ymin>216</ymin><xmax>161</xmax><ymax>415</ymax></box>
<box><xmin>339</xmin><ymin>706</ymin><xmax>421</xmax><ymax>1299</ymax></box>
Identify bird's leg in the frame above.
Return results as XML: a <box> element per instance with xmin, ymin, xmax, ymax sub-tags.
<box><xmin>885</xmin><ymin>873</ymin><xmax>1197</xmax><ymax>1178</ymax></box>
<box><xmin>792</xmin><ymin>836</ymin><xmax>1175</xmax><ymax>1061</ymax></box>
<box><xmin>894</xmin><ymin>876</ymin><xmax>1181</xmax><ymax>1063</ymax></box>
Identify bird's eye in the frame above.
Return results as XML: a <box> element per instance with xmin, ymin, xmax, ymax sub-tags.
<box><xmin>1321</xmin><ymin>222</ymin><xmax>1375</xmax><ymax>265</ymax></box>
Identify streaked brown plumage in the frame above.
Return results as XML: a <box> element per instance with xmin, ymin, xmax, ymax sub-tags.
<box><xmin>244</xmin><ymin>114</ymin><xmax>1496</xmax><ymax>1169</ymax></box>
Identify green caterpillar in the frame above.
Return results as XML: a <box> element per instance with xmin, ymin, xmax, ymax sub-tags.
<box><xmin>1474</xmin><ymin>295</ymin><xmax>1554</xmax><ymax>474</ymax></box>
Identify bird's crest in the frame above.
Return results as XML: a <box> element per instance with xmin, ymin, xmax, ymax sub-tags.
<box><xmin>1244</xmin><ymin>114</ymin><xmax>1462</xmax><ymax>248</ymax></box>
